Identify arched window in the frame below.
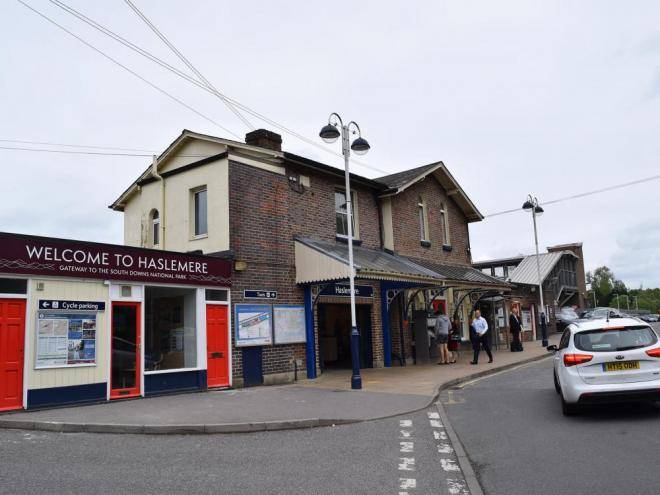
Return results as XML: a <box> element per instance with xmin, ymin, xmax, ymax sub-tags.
<box><xmin>151</xmin><ymin>209</ymin><xmax>160</xmax><ymax>246</ymax></box>
<box><xmin>440</xmin><ymin>202</ymin><xmax>450</xmax><ymax>245</ymax></box>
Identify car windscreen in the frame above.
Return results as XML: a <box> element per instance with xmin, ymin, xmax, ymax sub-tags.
<box><xmin>559</xmin><ymin>308</ymin><xmax>578</xmax><ymax>318</ymax></box>
<box><xmin>574</xmin><ymin>326</ymin><xmax>658</xmax><ymax>352</ymax></box>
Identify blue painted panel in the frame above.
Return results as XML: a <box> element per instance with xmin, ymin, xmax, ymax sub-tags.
<box><xmin>304</xmin><ymin>285</ymin><xmax>317</xmax><ymax>379</ymax></box>
<box><xmin>380</xmin><ymin>282</ymin><xmax>392</xmax><ymax>367</ymax></box>
<box><xmin>242</xmin><ymin>347</ymin><xmax>263</xmax><ymax>387</ymax></box>
<box><xmin>27</xmin><ymin>382</ymin><xmax>107</xmax><ymax>409</ymax></box>
<box><xmin>144</xmin><ymin>370</ymin><xmax>207</xmax><ymax>396</ymax></box>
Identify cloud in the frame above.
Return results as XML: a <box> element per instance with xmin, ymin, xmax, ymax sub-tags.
<box><xmin>608</xmin><ymin>218</ymin><xmax>660</xmax><ymax>288</ymax></box>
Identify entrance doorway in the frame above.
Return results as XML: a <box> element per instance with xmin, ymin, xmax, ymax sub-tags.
<box><xmin>111</xmin><ymin>302</ymin><xmax>141</xmax><ymax>399</ymax></box>
<box><xmin>0</xmin><ymin>299</ymin><xmax>25</xmax><ymax>411</ymax></box>
<box><xmin>318</xmin><ymin>304</ymin><xmax>372</xmax><ymax>369</ymax></box>
<box><xmin>206</xmin><ymin>304</ymin><xmax>229</xmax><ymax>388</ymax></box>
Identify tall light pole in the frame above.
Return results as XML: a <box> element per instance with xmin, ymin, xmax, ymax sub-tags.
<box><xmin>319</xmin><ymin>113</ymin><xmax>370</xmax><ymax>390</ymax></box>
<box><xmin>522</xmin><ymin>195</ymin><xmax>548</xmax><ymax>347</ymax></box>
<box><xmin>613</xmin><ymin>293</ymin><xmax>620</xmax><ymax>310</ymax></box>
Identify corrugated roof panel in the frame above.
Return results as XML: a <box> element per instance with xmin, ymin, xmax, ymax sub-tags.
<box><xmin>509</xmin><ymin>251</ymin><xmax>565</xmax><ymax>285</ymax></box>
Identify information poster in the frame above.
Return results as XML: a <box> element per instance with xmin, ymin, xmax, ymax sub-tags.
<box><xmin>36</xmin><ymin>311</ymin><xmax>97</xmax><ymax>368</ymax></box>
<box><xmin>521</xmin><ymin>309</ymin><xmax>532</xmax><ymax>332</ymax></box>
<box><xmin>235</xmin><ymin>304</ymin><xmax>273</xmax><ymax>347</ymax></box>
<box><xmin>273</xmin><ymin>305</ymin><xmax>306</xmax><ymax>344</ymax></box>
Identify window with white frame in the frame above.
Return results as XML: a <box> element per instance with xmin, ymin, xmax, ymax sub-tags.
<box><xmin>335</xmin><ymin>189</ymin><xmax>358</xmax><ymax>238</ymax></box>
<box><xmin>418</xmin><ymin>196</ymin><xmax>429</xmax><ymax>242</ymax></box>
<box><xmin>440</xmin><ymin>202</ymin><xmax>450</xmax><ymax>245</ymax></box>
<box><xmin>193</xmin><ymin>187</ymin><xmax>208</xmax><ymax>237</ymax></box>
<box><xmin>150</xmin><ymin>209</ymin><xmax>160</xmax><ymax>246</ymax></box>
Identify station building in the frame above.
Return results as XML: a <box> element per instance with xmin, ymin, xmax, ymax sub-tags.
<box><xmin>110</xmin><ymin>128</ymin><xmax>509</xmax><ymax>387</ymax></box>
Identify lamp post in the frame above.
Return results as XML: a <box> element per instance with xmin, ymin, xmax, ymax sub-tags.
<box><xmin>319</xmin><ymin>113</ymin><xmax>370</xmax><ymax>390</ymax></box>
<box><xmin>522</xmin><ymin>195</ymin><xmax>548</xmax><ymax>347</ymax></box>
<box><xmin>613</xmin><ymin>293</ymin><xmax>620</xmax><ymax>310</ymax></box>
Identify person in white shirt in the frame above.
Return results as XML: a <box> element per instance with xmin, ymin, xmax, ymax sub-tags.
<box><xmin>470</xmin><ymin>309</ymin><xmax>493</xmax><ymax>364</ymax></box>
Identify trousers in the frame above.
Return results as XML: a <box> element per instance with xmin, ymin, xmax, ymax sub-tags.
<box><xmin>472</xmin><ymin>333</ymin><xmax>493</xmax><ymax>363</ymax></box>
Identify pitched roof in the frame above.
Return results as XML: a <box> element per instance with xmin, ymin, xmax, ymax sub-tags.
<box><xmin>408</xmin><ymin>257</ymin><xmax>510</xmax><ymax>287</ymax></box>
<box><xmin>508</xmin><ymin>251</ymin><xmax>578</xmax><ymax>285</ymax></box>
<box><xmin>376</xmin><ymin>163</ymin><xmax>438</xmax><ymax>190</ymax></box>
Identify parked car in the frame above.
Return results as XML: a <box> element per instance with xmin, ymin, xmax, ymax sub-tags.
<box><xmin>556</xmin><ymin>307</ymin><xmax>579</xmax><ymax>331</ymax></box>
<box><xmin>582</xmin><ymin>307</ymin><xmax>624</xmax><ymax>320</ymax></box>
<box><xmin>640</xmin><ymin>314</ymin><xmax>660</xmax><ymax>323</ymax></box>
<box><xmin>547</xmin><ymin>318</ymin><xmax>660</xmax><ymax>415</ymax></box>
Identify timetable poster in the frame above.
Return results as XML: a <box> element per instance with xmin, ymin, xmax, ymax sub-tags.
<box><xmin>36</xmin><ymin>312</ymin><xmax>97</xmax><ymax>368</ymax></box>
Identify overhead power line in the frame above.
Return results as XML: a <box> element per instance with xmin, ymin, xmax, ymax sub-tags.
<box><xmin>0</xmin><ymin>138</ymin><xmax>155</xmax><ymax>153</ymax></box>
<box><xmin>122</xmin><ymin>0</ymin><xmax>254</xmax><ymax>130</ymax></box>
<box><xmin>484</xmin><ymin>173</ymin><xmax>660</xmax><ymax>218</ymax></box>
<box><xmin>36</xmin><ymin>0</ymin><xmax>386</xmax><ymax>175</ymax></box>
<box><xmin>0</xmin><ymin>145</ymin><xmax>213</xmax><ymax>158</ymax></box>
<box><xmin>16</xmin><ymin>0</ymin><xmax>242</xmax><ymax>139</ymax></box>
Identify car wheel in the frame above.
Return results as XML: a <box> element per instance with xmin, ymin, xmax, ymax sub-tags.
<box><xmin>561</xmin><ymin>395</ymin><xmax>580</xmax><ymax>416</ymax></box>
<box><xmin>553</xmin><ymin>372</ymin><xmax>561</xmax><ymax>394</ymax></box>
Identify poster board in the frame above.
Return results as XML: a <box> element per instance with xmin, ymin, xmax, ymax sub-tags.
<box><xmin>36</xmin><ymin>311</ymin><xmax>97</xmax><ymax>368</ymax></box>
<box><xmin>521</xmin><ymin>309</ymin><xmax>532</xmax><ymax>332</ymax></box>
<box><xmin>273</xmin><ymin>305</ymin><xmax>306</xmax><ymax>344</ymax></box>
<box><xmin>235</xmin><ymin>304</ymin><xmax>273</xmax><ymax>347</ymax></box>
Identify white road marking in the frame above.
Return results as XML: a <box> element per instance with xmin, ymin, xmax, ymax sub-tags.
<box><xmin>433</xmin><ymin>430</ymin><xmax>448</xmax><ymax>441</ymax></box>
<box><xmin>400</xmin><ymin>441</ymin><xmax>414</xmax><ymax>453</ymax></box>
<box><xmin>447</xmin><ymin>479</ymin><xmax>469</xmax><ymax>495</ymax></box>
<box><xmin>399</xmin><ymin>457</ymin><xmax>415</xmax><ymax>471</ymax></box>
<box><xmin>400</xmin><ymin>430</ymin><xmax>412</xmax><ymax>439</ymax></box>
<box><xmin>427</xmin><ymin>411</ymin><xmax>440</xmax><ymax>419</ymax></box>
<box><xmin>437</xmin><ymin>443</ymin><xmax>454</xmax><ymax>455</ymax></box>
<box><xmin>429</xmin><ymin>419</ymin><xmax>444</xmax><ymax>428</ymax></box>
<box><xmin>440</xmin><ymin>458</ymin><xmax>460</xmax><ymax>472</ymax></box>
<box><xmin>399</xmin><ymin>478</ymin><xmax>417</xmax><ymax>490</ymax></box>
<box><xmin>399</xmin><ymin>419</ymin><xmax>413</xmax><ymax>427</ymax></box>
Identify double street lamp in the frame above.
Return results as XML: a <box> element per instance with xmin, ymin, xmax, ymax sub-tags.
<box><xmin>319</xmin><ymin>113</ymin><xmax>370</xmax><ymax>390</ymax></box>
<box><xmin>522</xmin><ymin>195</ymin><xmax>549</xmax><ymax>347</ymax></box>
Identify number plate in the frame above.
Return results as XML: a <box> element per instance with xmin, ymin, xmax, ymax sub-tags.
<box><xmin>603</xmin><ymin>361</ymin><xmax>640</xmax><ymax>372</ymax></box>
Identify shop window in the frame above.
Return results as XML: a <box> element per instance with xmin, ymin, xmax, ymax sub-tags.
<box><xmin>193</xmin><ymin>187</ymin><xmax>208</xmax><ymax>237</ymax></box>
<box><xmin>205</xmin><ymin>289</ymin><xmax>228</xmax><ymax>302</ymax></box>
<box><xmin>440</xmin><ymin>202</ymin><xmax>450</xmax><ymax>245</ymax></box>
<box><xmin>145</xmin><ymin>286</ymin><xmax>197</xmax><ymax>371</ymax></box>
<box><xmin>335</xmin><ymin>189</ymin><xmax>359</xmax><ymax>238</ymax></box>
<box><xmin>150</xmin><ymin>209</ymin><xmax>160</xmax><ymax>246</ymax></box>
<box><xmin>418</xmin><ymin>196</ymin><xmax>429</xmax><ymax>242</ymax></box>
<box><xmin>0</xmin><ymin>278</ymin><xmax>27</xmax><ymax>294</ymax></box>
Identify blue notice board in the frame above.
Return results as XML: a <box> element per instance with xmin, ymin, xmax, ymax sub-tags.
<box><xmin>235</xmin><ymin>304</ymin><xmax>273</xmax><ymax>347</ymax></box>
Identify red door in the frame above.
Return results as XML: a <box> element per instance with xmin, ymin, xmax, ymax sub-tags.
<box><xmin>111</xmin><ymin>302</ymin><xmax>141</xmax><ymax>399</ymax></box>
<box><xmin>206</xmin><ymin>304</ymin><xmax>229</xmax><ymax>388</ymax></box>
<box><xmin>0</xmin><ymin>299</ymin><xmax>26</xmax><ymax>411</ymax></box>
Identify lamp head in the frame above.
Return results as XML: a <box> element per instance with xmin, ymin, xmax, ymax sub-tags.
<box><xmin>319</xmin><ymin>123</ymin><xmax>340</xmax><ymax>144</ymax></box>
<box><xmin>534</xmin><ymin>205</ymin><xmax>544</xmax><ymax>216</ymax></box>
<box><xmin>522</xmin><ymin>199</ymin><xmax>534</xmax><ymax>212</ymax></box>
<box><xmin>350</xmin><ymin>136</ymin><xmax>370</xmax><ymax>155</ymax></box>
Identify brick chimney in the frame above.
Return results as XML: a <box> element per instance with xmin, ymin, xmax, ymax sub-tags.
<box><xmin>245</xmin><ymin>129</ymin><xmax>282</xmax><ymax>151</ymax></box>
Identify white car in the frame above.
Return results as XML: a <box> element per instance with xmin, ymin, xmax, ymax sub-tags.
<box><xmin>548</xmin><ymin>318</ymin><xmax>660</xmax><ymax>415</ymax></box>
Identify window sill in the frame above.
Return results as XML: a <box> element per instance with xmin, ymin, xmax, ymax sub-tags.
<box><xmin>144</xmin><ymin>367</ymin><xmax>201</xmax><ymax>375</ymax></box>
<box><xmin>191</xmin><ymin>234</ymin><xmax>208</xmax><ymax>241</ymax></box>
<box><xmin>442</xmin><ymin>244</ymin><xmax>453</xmax><ymax>252</ymax></box>
<box><xmin>336</xmin><ymin>235</ymin><xmax>362</xmax><ymax>246</ymax></box>
<box><xmin>420</xmin><ymin>240</ymin><xmax>431</xmax><ymax>248</ymax></box>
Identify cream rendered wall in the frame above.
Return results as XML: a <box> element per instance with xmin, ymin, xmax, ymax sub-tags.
<box><xmin>159</xmin><ymin>140</ymin><xmax>227</xmax><ymax>174</ymax></box>
<box><xmin>26</xmin><ymin>279</ymin><xmax>109</xmax><ymax>390</ymax></box>
<box><xmin>122</xmin><ymin>146</ymin><xmax>230</xmax><ymax>254</ymax></box>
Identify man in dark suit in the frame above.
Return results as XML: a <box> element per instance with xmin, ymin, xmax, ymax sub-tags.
<box><xmin>509</xmin><ymin>306</ymin><xmax>523</xmax><ymax>352</ymax></box>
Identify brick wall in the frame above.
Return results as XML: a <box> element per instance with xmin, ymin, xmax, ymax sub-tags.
<box><xmin>228</xmin><ymin>160</ymin><xmax>384</xmax><ymax>383</ymax></box>
<box><xmin>390</xmin><ymin>176</ymin><xmax>471</xmax><ymax>265</ymax></box>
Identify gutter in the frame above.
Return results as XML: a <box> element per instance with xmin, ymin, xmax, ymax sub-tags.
<box><xmin>151</xmin><ymin>155</ymin><xmax>165</xmax><ymax>250</ymax></box>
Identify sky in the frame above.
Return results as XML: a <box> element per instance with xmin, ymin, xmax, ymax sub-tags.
<box><xmin>1</xmin><ymin>0</ymin><xmax>659</xmax><ymax>288</ymax></box>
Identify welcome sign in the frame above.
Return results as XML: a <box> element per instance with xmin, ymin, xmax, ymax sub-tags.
<box><xmin>0</xmin><ymin>232</ymin><xmax>232</xmax><ymax>287</ymax></box>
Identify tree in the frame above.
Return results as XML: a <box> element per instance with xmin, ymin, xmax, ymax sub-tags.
<box><xmin>586</xmin><ymin>266</ymin><xmax>628</xmax><ymax>307</ymax></box>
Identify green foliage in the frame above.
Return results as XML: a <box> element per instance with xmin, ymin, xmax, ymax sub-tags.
<box><xmin>587</xmin><ymin>266</ymin><xmax>660</xmax><ymax>312</ymax></box>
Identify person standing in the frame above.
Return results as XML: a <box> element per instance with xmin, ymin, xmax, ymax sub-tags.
<box><xmin>509</xmin><ymin>306</ymin><xmax>523</xmax><ymax>352</ymax></box>
<box><xmin>434</xmin><ymin>308</ymin><xmax>454</xmax><ymax>365</ymax></box>
<box><xmin>470</xmin><ymin>309</ymin><xmax>493</xmax><ymax>364</ymax></box>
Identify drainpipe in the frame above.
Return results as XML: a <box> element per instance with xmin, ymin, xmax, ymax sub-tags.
<box><xmin>152</xmin><ymin>155</ymin><xmax>165</xmax><ymax>250</ymax></box>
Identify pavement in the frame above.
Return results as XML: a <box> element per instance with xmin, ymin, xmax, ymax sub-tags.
<box><xmin>443</xmin><ymin>358</ymin><xmax>660</xmax><ymax>495</ymax></box>
<box><xmin>0</xmin><ymin>334</ymin><xmax>558</xmax><ymax>434</ymax></box>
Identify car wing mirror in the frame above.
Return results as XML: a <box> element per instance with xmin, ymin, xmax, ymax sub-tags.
<box><xmin>546</xmin><ymin>345</ymin><xmax>558</xmax><ymax>353</ymax></box>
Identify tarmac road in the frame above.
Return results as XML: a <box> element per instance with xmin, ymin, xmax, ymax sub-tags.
<box><xmin>442</xmin><ymin>358</ymin><xmax>660</xmax><ymax>495</ymax></box>
<box><xmin>0</xmin><ymin>406</ymin><xmax>470</xmax><ymax>495</ymax></box>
